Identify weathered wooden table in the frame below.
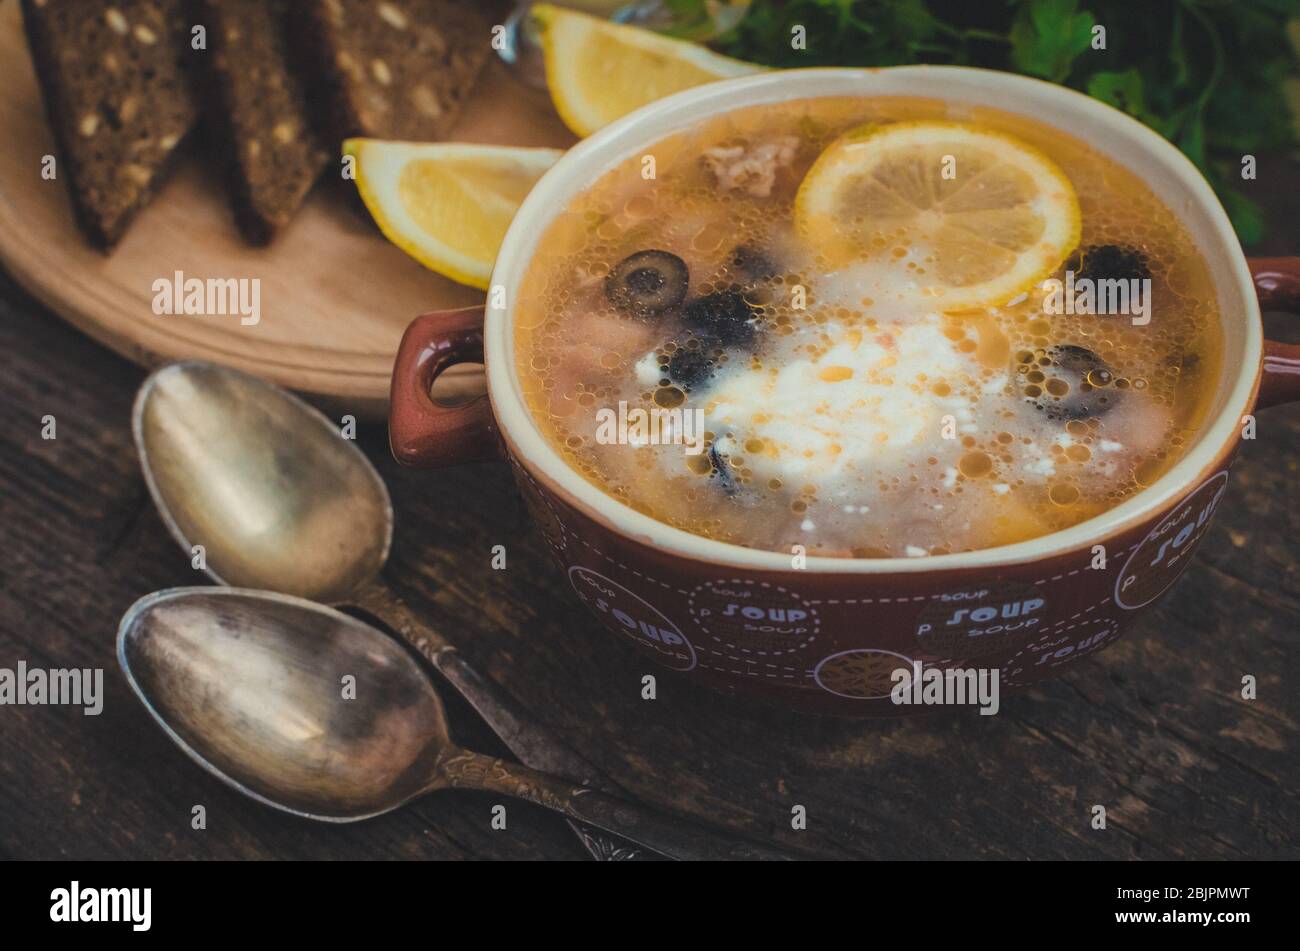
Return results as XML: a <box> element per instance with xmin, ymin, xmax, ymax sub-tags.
<box><xmin>2</xmin><ymin>174</ymin><xmax>1297</xmax><ymax>861</ymax></box>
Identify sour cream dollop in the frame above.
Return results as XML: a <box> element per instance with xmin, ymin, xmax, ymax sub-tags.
<box><xmin>705</xmin><ymin>314</ymin><xmax>976</xmax><ymax>485</ymax></box>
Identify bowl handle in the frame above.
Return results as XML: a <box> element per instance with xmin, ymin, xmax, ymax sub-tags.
<box><xmin>1250</xmin><ymin>257</ymin><xmax>1300</xmax><ymax>409</ymax></box>
<box><xmin>389</xmin><ymin>307</ymin><xmax>500</xmax><ymax>468</ymax></box>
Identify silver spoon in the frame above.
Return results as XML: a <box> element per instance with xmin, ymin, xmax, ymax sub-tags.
<box><xmin>117</xmin><ymin>588</ymin><xmax>791</xmax><ymax>861</ymax></box>
<box><xmin>131</xmin><ymin>361</ymin><xmax>648</xmax><ymax>860</ymax></box>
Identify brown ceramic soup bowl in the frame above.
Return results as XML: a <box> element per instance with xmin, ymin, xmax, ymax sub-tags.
<box><xmin>390</xmin><ymin>68</ymin><xmax>1300</xmax><ymax>715</ymax></box>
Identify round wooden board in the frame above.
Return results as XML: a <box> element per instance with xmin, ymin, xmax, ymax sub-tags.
<box><xmin>0</xmin><ymin>1</ymin><xmax>576</xmax><ymax>417</ymax></box>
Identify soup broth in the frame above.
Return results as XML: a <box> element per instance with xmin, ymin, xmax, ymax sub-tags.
<box><xmin>513</xmin><ymin>96</ymin><xmax>1222</xmax><ymax>558</ymax></box>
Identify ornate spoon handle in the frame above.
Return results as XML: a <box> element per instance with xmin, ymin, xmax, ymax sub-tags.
<box><xmin>436</xmin><ymin>749</ymin><xmax>797</xmax><ymax>862</ymax></box>
<box><xmin>352</xmin><ymin>579</ymin><xmax>655</xmax><ymax>860</ymax></box>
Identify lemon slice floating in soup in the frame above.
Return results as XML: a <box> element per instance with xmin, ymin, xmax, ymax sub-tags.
<box><xmin>795</xmin><ymin>121</ymin><xmax>1081</xmax><ymax>311</ymax></box>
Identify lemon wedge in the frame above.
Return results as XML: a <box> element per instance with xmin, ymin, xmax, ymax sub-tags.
<box><xmin>344</xmin><ymin>139</ymin><xmax>562</xmax><ymax>289</ymax></box>
<box><xmin>533</xmin><ymin>3</ymin><xmax>763</xmax><ymax>137</ymax></box>
<box><xmin>795</xmin><ymin>121</ymin><xmax>1081</xmax><ymax>310</ymax></box>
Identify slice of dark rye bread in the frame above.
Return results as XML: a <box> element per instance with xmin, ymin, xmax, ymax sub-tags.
<box><xmin>190</xmin><ymin>0</ymin><xmax>329</xmax><ymax>244</ymax></box>
<box><xmin>22</xmin><ymin>0</ymin><xmax>198</xmax><ymax>249</ymax></box>
<box><xmin>299</xmin><ymin>0</ymin><xmax>497</xmax><ymax>142</ymax></box>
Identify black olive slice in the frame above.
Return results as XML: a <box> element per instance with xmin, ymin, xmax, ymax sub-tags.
<box><xmin>706</xmin><ymin>437</ymin><xmax>761</xmax><ymax>504</ymax></box>
<box><xmin>605</xmin><ymin>250</ymin><xmax>689</xmax><ymax>317</ymax></box>
<box><xmin>683</xmin><ymin>291</ymin><xmax>758</xmax><ymax>346</ymax></box>
<box><xmin>1067</xmin><ymin>244</ymin><xmax>1151</xmax><ymax>284</ymax></box>
<box><xmin>729</xmin><ymin>244</ymin><xmax>779</xmax><ymax>286</ymax></box>
<box><xmin>666</xmin><ymin>338</ymin><xmax>720</xmax><ymax>391</ymax></box>
<box><xmin>708</xmin><ymin>443</ymin><xmax>742</xmax><ymax>495</ymax></box>
<box><xmin>1028</xmin><ymin>344</ymin><xmax>1121</xmax><ymax>421</ymax></box>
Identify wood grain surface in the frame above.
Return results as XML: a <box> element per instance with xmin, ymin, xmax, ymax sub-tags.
<box><xmin>0</xmin><ymin>0</ymin><xmax>575</xmax><ymax>416</ymax></box>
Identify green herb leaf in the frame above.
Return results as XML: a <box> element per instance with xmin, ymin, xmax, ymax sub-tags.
<box><xmin>1220</xmin><ymin>189</ymin><xmax>1266</xmax><ymax>246</ymax></box>
<box><xmin>1009</xmin><ymin>0</ymin><xmax>1095</xmax><ymax>82</ymax></box>
<box><xmin>1086</xmin><ymin>68</ymin><xmax>1147</xmax><ymax>119</ymax></box>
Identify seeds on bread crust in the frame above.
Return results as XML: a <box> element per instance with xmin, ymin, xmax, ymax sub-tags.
<box><xmin>193</xmin><ymin>0</ymin><xmax>330</xmax><ymax>244</ymax></box>
<box><xmin>299</xmin><ymin>0</ymin><xmax>493</xmax><ymax>141</ymax></box>
<box><xmin>22</xmin><ymin>0</ymin><xmax>198</xmax><ymax>248</ymax></box>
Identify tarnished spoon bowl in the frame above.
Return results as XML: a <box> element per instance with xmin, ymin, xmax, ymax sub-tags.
<box><xmin>132</xmin><ymin>361</ymin><xmax>391</xmax><ymax>602</ymax></box>
<box><xmin>118</xmin><ymin>587</ymin><xmax>444</xmax><ymax>820</ymax></box>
